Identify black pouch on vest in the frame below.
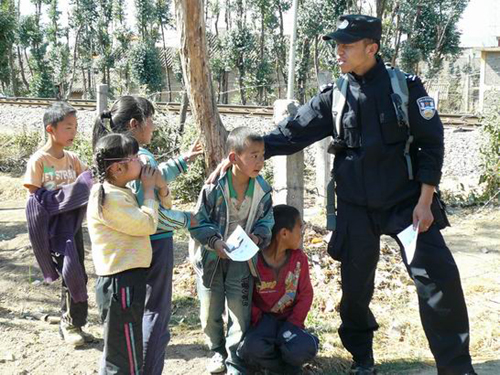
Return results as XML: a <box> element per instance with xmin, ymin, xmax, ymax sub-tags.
<box><xmin>431</xmin><ymin>192</ymin><xmax>450</xmax><ymax>230</ymax></box>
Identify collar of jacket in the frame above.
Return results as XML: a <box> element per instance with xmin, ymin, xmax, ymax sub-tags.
<box><xmin>217</xmin><ymin>169</ymin><xmax>272</xmax><ymax>196</ymax></box>
<box><xmin>348</xmin><ymin>57</ymin><xmax>386</xmax><ymax>85</ymax></box>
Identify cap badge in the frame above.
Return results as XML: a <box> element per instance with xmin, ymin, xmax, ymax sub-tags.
<box><xmin>338</xmin><ymin>19</ymin><xmax>349</xmax><ymax>29</ymax></box>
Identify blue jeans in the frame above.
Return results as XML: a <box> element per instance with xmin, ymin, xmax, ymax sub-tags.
<box><xmin>142</xmin><ymin>236</ymin><xmax>174</xmax><ymax>375</ymax></box>
<box><xmin>197</xmin><ymin>259</ymin><xmax>253</xmax><ymax>374</ymax></box>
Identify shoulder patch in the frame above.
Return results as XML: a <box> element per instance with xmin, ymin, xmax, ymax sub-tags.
<box><xmin>405</xmin><ymin>73</ymin><xmax>417</xmax><ymax>82</ymax></box>
<box><xmin>416</xmin><ymin>96</ymin><xmax>436</xmax><ymax>120</ymax></box>
<box><xmin>319</xmin><ymin>83</ymin><xmax>334</xmax><ymax>93</ymax></box>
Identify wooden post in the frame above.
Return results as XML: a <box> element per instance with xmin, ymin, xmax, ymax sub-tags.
<box><xmin>274</xmin><ymin>0</ymin><xmax>305</xmax><ymax>217</ymax></box>
<box><xmin>315</xmin><ymin>138</ymin><xmax>332</xmax><ymax>207</ymax></box>
<box><xmin>272</xmin><ymin>99</ymin><xmax>304</xmax><ymax>217</ymax></box>
<box><xmin>96</xmin><ymin>84</ymin><xmax>108</xmax><ymax>115</ymax></box>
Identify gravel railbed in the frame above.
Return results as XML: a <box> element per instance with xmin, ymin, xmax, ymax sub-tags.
<box><xmin>0</xmin><ymin>105</ymin><xmax>484</xmax><ymax>194</ymax></box>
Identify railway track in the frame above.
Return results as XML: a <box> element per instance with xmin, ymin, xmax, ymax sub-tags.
<box><xmin>0</xmin><ymin>97</ymin><xmax>481</xmax><ymax>127</ymax></box>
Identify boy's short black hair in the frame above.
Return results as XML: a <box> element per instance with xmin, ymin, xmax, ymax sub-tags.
<box><xmin>43</xmin><ymin>101</ymin><xmax>77</xmax><ymax>128</ymax></box>
<box><xmin>271</xmin><ymin>204</ymin><xmax>301</xmax><ymax>239</ymax></box>
<box><xmin>226</xmin><ymin>126</ymin><xmax>264</xmax><ymax>154</ymax></box>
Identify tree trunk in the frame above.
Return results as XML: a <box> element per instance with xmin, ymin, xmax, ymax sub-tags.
<box><xmin>17</xmin><ymin>45</ymin><xmax>30</xmax><ymax>91</ymax></box>
<box><xmin>297</xmin><ymin>38</ymin><xmax>311</xmax><ymax>104</ymax></box>
<box><xmin>174</xmin><ymin>0</ymin><xmax>228</xmax><ymax>172</ymax></box>
<box><xmin>82</xmin><ymin>67</ymin><xmax>87</xmax><ymax>97</ymax></box>
<box><xmin>313</xmin><ymin>36</ymin><xmax>320</xmax><ymax>89</ymax></box>
<box><xmin>66</xmin><ymin>26</ymin><xmax>82</xmax><ymax>100</ymax></box>
<box><xmin>376</xmin><ymin>0</ymin><xmax>386</xmax><ymax>19</ymax></box>
<box><xmin>392</xmin><ymin>13</ymin><xmax>402</xmax><ymax>66</ymax></box>
<box><xmin>24</xmin><ymin>48</ymin><xmax>34</xmax><ymax>78</ymax></box>
<box><xmin>258</xmin><ymin>9</ymin><xmax>265</xmax><ymax>104</ymax></box>
<box><xmin>277</xmin><ymin>2</ymin><xmax>287</xmax><ymax>86</ymax></box>
<box><xmin>238</xmin><ymin>65</ymin><xmax>246</xmax><ymax>105</ymax></box>
<box><xmin>222</xmin><ymin>71</ymin><xmax>228</xmax><ymax>104</ymax></box>
<box><xmin>8</xmin><ymin>48</ymin><xmax>19</xmax><ymax>96</ymax></box>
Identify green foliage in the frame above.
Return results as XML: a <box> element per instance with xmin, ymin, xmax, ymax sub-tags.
<box><xmin>130</xmin><ymin>42</ymin><xmax>164</xmax><ymax>93</ymax></box>
<box><xmin>135</xmin><ymin>0</ymin><xmax>158</xmax><ymax>40</ymax></box>
<box><xmin>0</xmin><ymin>0</ymin><xmax>17</xmax><ymax>91</ymax></box>
<box><xmin>69</xmin><ymin>135</ymin><xmax>93</xmax><ymax>166</ymax></box>
<box><xmin>479</xmin><ymin>93</ymin><xmax>500</xmax><ymax>202</ymax></box>
<box><xmin>169</xmin><ymin>123</ymin><xmax>206</xmax><ymax>203</ymax></box>
<box><xmin>382</xmin><ymin>0</ymin><xmax>468</xmax><ymax>78</ymax></box>
<box><xmin>0</xmin><ymin>131</ymin><xmax>41</xmax><ymax>175</ymax></box>
<box><xmin>30</xmin><ymin>68</ymin><xmax>56</xmax><ymax>97</ymax></box>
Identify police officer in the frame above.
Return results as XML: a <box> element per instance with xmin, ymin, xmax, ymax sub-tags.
<box><xmin>262</xmin><ymin>14</ymin><xmax>476</xmax><ymax>375</ymax></box>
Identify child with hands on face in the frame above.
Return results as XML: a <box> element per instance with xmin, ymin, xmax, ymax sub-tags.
<box><xmin>92</xmin><ymin>96</ymin><xmax>203</xmax><ymax>375</ymax></box>
<box><xmin>87</xmin><ymin>133</ymin><xmax>161</xmax><ymax>374</ymax></box>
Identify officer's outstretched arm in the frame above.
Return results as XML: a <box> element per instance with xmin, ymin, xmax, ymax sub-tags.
<box><xmin>264</xmin><ymin>91</ymin><xmax>334</xmax><ymax>159</ymax></box>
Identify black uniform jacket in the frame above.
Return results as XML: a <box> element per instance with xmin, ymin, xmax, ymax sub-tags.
<box><xmin>264</xmin><ymin>58</ymin><xmax>444</xmax><ymax>210</ymax></box>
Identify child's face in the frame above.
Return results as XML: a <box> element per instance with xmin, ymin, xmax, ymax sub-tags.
<box><xmin>133</xmin><ymin>116</ymin><xmax>155</xmax><ymax>145</ymax></box>
<box><xmin>47</xmin><ymin>114</ymin><xmax>78</xmax><ymax>147</ymax></box>
<box><xmin>113</xmin><ymin>154</ymin><xmax>142</xmax><ymax>183</ymax></box>
<box><xmin>285</xmin><ymin>217</ymin><xmax>303</xmax><ymax>250</ymax></box>
<box><xmin>233</xmin><ymin>141</ymin><xmax>265</xmax><ymax>179</ymax></box>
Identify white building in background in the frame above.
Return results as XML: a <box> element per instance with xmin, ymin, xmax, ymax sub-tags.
<box><xmin>457</xmin><ymin>0</ymin><xmax>500</xmax><ymax>111</ymax></box>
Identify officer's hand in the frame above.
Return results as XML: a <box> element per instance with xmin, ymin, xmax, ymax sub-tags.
<box><xmin>206</xmin><ymin>158</ymin><xmax>232</xmax><ymax>184</ymax></box>
<box><xmin>413</xmin><ymin>202</ymin><xmax>434</xmax><ymax>233</ymax></box>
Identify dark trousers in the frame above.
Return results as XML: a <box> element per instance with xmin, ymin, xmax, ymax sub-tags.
<box><xmin>330</xmin><ymin>199</ymin><xmax>473</xmax><ymax>374</ymax></box>
<box><xmin>142</xmin><ymin>237</ymin><xmax>174</xmax><ymax>375</ymax></box>
<box><xmin>96</xmin><ymin>268</ymin><xmax>147</xmax><ymax>375</ymax></box>
<box><xmin>53</xmin><ymin>227</ymin><xmax>88</xmax><ymax>327</ymax></box>
<box><xmin>237</xmin><ymin>314</ymin><xmax>319</xmax><ymax>374</ymax></box>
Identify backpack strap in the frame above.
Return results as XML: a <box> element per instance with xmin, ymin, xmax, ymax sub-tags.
<box><xmin>331</xmin><ymin>76</ymin><xmax>348</xmax><ymax>137</ymax></box>
<box><xmin>387</xmin><ymin>65</ymin><xmax>414</xmax><ymax>180</ymax></box>
<box><xmin>326</xmin><ymin>76</ymin><xmax>348</xmax><ymax>232</ymax></box>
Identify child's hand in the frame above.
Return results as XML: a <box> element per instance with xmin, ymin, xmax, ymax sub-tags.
<box><xmin>206</xmin><ymin>157</ymin><xmax>231</xmax><ymax>184</ymax></box>
<box><xmin>184</xmin><ymin>138</ymin><xmax>204</xmax><ymax>163</ymax></box>
<box><xmin>213</xmin><ymin>239</ymin><xmax>230</xmax><ymax>259</ymax></box>
<box><xmin>141</xmin><ymin>165</ymin><xmax>158</xmax><ymax>191</ymax></box>
<box><xmin>189</xmin><ymin>213</ymin><xmax>198</xmax><ymax>228</ymax></box>
<box><xmin>154</xmin><ymin>168</ymin><xmax>168</xmax><ymax>189</ymax></box>
<box><xmin>249</xmin><ymin>234</ymin><xmax>260</xmax><ymax>245</ymax></box>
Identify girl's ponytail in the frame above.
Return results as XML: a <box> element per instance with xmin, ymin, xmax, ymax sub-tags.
<box><xmin>91</xmin><ymin>96</ymin><xmax>155</xmax><ymax>150</ymax></box>
<box><xmin>92</xmin><ymin>111</ymin><xmax>112</xmax><ymax>151</ymax></box>
<box><xmin>93</xmin><ymin>149</ymin><xmax>107</xmax><ymax>217</ymax></box>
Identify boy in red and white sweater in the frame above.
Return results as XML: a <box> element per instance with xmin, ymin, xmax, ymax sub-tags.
<box><xmin>237</xmin><ymin>204</ymin><xmax>319</xmax><ymax>374</ymax></box>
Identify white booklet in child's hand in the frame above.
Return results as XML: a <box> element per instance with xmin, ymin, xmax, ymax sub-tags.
<box><xmin>224</xmin><ymin>225</ymin><xmax>259</xmax><ymax>262</ymax></box>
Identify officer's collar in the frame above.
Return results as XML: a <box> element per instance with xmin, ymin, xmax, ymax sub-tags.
<box><xmin>348</xmin><ymin>57</ymin><xmax>385</xmax><ymax>84</ymax></box>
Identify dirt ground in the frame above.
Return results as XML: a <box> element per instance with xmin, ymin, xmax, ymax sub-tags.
<box><xmin>0</xmin><ymin>172</ymin><xmax>499</xmax><ymax>375</ymax></box>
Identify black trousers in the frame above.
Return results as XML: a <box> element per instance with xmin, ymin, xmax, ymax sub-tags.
<box><xmin>96</xmin><ymin>268</ymin><xmax>147</xmax><ymax>375</ymax></box>
<box><xmin>237</xmin><ymin>314</ymin><xmax>319</xmax><ymax>374</ymax></box>
<box><xmin>54</xmin><ymin>227</ymin><xmax>88</xmax><ymax>327</ymax></box>
<box><xmin>329</xmin><ymin>198</ymin><xmax>473</xmax><ymax>375</ymax></box>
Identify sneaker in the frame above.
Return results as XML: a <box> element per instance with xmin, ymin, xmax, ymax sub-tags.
<box><xmin>350</xmin><ymin>362</ymin><xmax>377</xmax><ymax>375</ymax></box>
<box><xmin>77</xmin><ymin>328</ymin><xmax>95</xmax><ymax>343</ymax></box>
<box><xmin>206</xmin><ymin>352</ymin><xmax>226</xmax><ymax>374</ymax></box>
<box><xmin>59</xmin><ymin>322</ymin><xmax>85</xmax><ymax>347</ymax></box>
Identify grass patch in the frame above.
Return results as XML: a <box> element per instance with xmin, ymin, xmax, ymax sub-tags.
<box><xmin>170</xmin><ymin>295</ymin><xmax>201</xmax><ymax>331</ymax></box>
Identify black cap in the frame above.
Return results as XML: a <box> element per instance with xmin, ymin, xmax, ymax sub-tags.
<box><xmin>323</xmin><ymin>14</ymin><xmax>382</xmax><ymax>44</ymax></box>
